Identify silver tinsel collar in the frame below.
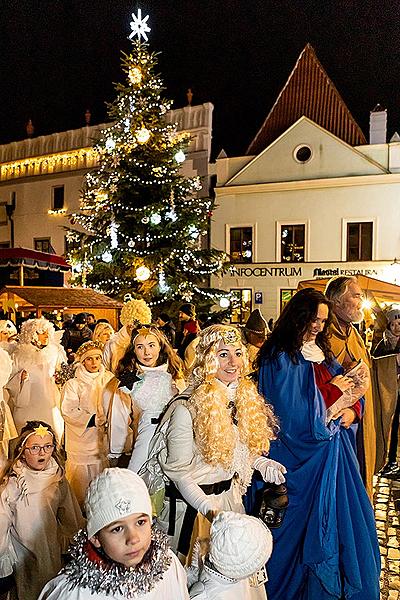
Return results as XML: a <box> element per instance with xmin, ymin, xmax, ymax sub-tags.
<box><xmin>62</xmin><ymin>527</ymin><xmax>172</xmax><ymax>598</ymax></box>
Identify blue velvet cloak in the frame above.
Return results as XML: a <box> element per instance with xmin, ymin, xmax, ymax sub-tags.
<box><xmin>257</xmin><ymin>351</ymin><xmax>380</xmax><ymax>600</ymax></box>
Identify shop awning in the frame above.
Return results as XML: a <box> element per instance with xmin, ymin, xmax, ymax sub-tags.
<box><xmin>0</xmin><ymin>248</ymin><xmax>70</xmax><ymax>272</ymax></box>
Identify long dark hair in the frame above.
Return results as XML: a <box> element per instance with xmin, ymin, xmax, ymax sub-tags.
<box><xmin>258</xmin><ymin>288</ymin><xmax>333</xmax><ymax>364</ymax></box>
<box><xmin>116</xmin><ymin>325</ymin><xmax>183</xmax><ymax>380</ymax></box>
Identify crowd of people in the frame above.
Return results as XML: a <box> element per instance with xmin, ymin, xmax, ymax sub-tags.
<box><xmin>0</xmin><ymin>277</ymin><xmax>397</xmax><ymax>599</ymax></box>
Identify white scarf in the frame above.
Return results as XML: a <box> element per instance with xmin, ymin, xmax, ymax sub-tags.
<box><xmin>12</xmin><ymin>457</ymin><xmax>62</xmax><ymax>499</ymax></box>
<box><xmin>301</xmin><ymin>341</ymin><xmax>325</xmax><ymax>363</ymax></box>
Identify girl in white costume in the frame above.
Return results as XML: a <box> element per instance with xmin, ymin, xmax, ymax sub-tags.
<box><xmin>116</xmin><ymin>325</ymin><xmax>185</xmax><ymax>473</ymax></box>
<box><xmin>155</xmin><ymin>324</ymin><xmax>285</xmax><ymax>588</ymax></box>
<box><xmin>0</xmin><ymin>319</ymin><xmax>18</xmax><ymax>355</ymax></box>
<box><xmin>61</xmin><ymin>340</ymin><xmax>114</xmax><ymax>508</ymax></box>
<box><xmin>0</xmin><ymin>421</ymin><xmax>84</xmax><ymax>600</ymax></box>
<box><xmin>92</xmin><ymin>322</ymin><xmax>115</xmax><ymax>347</ymax></box>
<box><xmin>102</xmin><ymin>299</ymin><xmax>152</xmax><ymax>374</ymax></box>
<box><xmin>38</xmin><ymin>468</ymin><xmax>189</xmax><ymax>600</ymax></box>
<box><xmin>6</xmin><ymin>319</ymin><xmax>67</xmax><ymax>441</ymax></box>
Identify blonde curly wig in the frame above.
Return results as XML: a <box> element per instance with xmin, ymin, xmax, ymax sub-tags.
<box><xmin>189</xmin><ymin>324</ymin><xmax>278</xmax><ymax>469</ymax></box>
<box><xmin>19</xmin><ymin>318</ymin><xmax>55</xmax><ymax>345</ymax></box>
<box><xmin>120</xmin><ymin>298</ymin><xmax>152</xmax><ymax>327</ymax></box>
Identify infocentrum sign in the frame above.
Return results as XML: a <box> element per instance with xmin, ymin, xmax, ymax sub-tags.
<box><xmin>229</xmin><ymin>266</ymin><xmax>303</xmax><ymax>277</ymax></box>
<box><xmin>228</xmin><ymin>265</ymin><xmax>383</xmax><ymax>278</ymax></box>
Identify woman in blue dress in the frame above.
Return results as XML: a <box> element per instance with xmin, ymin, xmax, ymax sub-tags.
<box><xmin>258</xmin><ymin>288</ymin><xmax>380</xmax><ymax>600</ymax></box>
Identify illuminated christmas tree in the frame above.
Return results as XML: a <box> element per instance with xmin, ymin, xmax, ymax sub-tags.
<box><xmin>67</xmin><ymin>10</ymin><xmax>227</xmax><ymax>307</ymax></box>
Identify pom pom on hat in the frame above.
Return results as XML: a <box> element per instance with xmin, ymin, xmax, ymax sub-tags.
<box><xmin>86</xmin><ymin>468</ymin><xmax>152</xmax><ymax>538</ymax></box>
<box><xmin>209</xmin><ymin>511</ymin><xmax>273</xmax><ymax>580</ymax></box>
<box><xmin>120</xmin><ymin>298</ymin><xmax>152</xmax><ymax>327</ymax></box>
<box><xmin>75</xmin><ymin>340</ymin><xmax>103</xmax><ymax>363</ymax></box>
<box><xmin>244</xmin><ymin>309</ymin><xmax>268</xmax><ymax>335</ymax></box>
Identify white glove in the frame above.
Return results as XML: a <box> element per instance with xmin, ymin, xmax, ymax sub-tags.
<box><xmin>175</xmin><ymin>476</ymin><xmax>223</xmax><ymax>516</ymax></box>
<box><xmin>253</xmin><ymin>456</ymin><xmax>287</xmax><ymax>484</ymax></box>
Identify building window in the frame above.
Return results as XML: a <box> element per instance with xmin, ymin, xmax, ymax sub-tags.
<box><xmin>293</xmin><ymin>144</ymin><xmax>312</xmax><ymax>163</ymax></box>
<box><xmin>52</xmin><ymin>186</ymin><xmax>65</xmax><ymax>210</ymax></box>
<box><xmin>34</xmin><ymin>238</ymin><xmax>53</xmax><ymax>254</ymax></box>
<box><xmin>0</xmin><ymin>241</ymin><xmax>10</xmax><ymax>248</ymax></box>
<box><xmin>64</xmin><ymin>235</ymin><xmax>80</xmax><ymax>255</ymax></box>
<box><xmin>280</xmin><ymin>289</ymin><xmax>297</xmax><ymax>313</ymax></box>
<box><xmin>346</xmin><ymin>222</ymin><xmax>373</xmax><ymax>261</ymax></box>
<box><xmin>230</xmin><ymin>289</ymin><xmax>252</xmax><ymax>324</ymax></box>
<box><xmin>281</xmin><ymin>224</ymin><xmax>305</xmax><ymax>262</ymax></box>
<box><xmin>230</xmin><ymin>227</ymin><xmax>253</xmax><ymax>263</ymax></box>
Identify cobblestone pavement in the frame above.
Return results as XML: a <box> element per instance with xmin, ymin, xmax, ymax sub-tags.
<box><xmin>375</xmin><ymin>475</ymin><xmax>400</xmax><ymax>599</ymax></box>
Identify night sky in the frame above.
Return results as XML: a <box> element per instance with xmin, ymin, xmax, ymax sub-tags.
<box><xmin>1</xmin><ymin>0</ymin><xmax>400</xmax><ymax>158</ymax></box>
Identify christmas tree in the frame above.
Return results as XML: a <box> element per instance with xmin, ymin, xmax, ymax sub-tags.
<box><xmin>67</xmin><ymin>10</ymin><xmax>227</xmax><ymax>309</ymax></box>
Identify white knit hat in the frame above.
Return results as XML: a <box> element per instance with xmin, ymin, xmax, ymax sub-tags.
<box><xmin>86</xmin><ymin>468</ymin><xmax>152</xmax><ymax>538</ymax></box>
<box><xmin>209</xmin><ymin>511</ymin><xmax>273</xmax><ymax>580</ymax></box>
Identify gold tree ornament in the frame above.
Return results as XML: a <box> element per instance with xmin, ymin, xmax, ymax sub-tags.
<box><xmin>136</xmin><ymin>127</ymin><xmax>151</xmax><ymax>144</ymax></box>
<box><xmin>136</xmin><ymin>265</ymin><xmax>151</xmax><ymax>281</ymax></box>
<box><xmin>128</xmin><ymin>66</ymin><xmax>142</xmax><ymax>85</ymax></box>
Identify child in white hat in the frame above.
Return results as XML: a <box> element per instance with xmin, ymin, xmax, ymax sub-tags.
<box><xmin>38</xmin><ymin>468</ymin><xmax>190</xmax><ymax>599</ymax></box>
<box><xmin>61</xmin><ymin>340</ymin><xmax>114</xmax><ymax>507</ymax></box>
<box><xmin>188</xmin><ymin>511</ymin><xmax>273</xmax><ymax>600</ymax></box>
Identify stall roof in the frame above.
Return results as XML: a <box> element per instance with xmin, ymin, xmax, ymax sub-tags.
<box><xmin>0</xmin><ymin>286</ymin><xmax>122</xmax><ymax>309</ymax></box>
<box><xmin>297</xmin><ymin>275</ymin><xmax>400</xmax><ymax>304</ymax></box>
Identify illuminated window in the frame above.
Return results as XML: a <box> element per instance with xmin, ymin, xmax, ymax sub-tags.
<box><xmin>346</xmin><ymin>222</ymin><xmax>372</xmax><ymax>261</ymax></box>
<box><xmin>64</xmin><ymin>235</ymin><xmax>80</xmax><ymax>255</ymax></box>
<box><xmin>230</xmin><ymin>288</ymin><xmax>252</xmax><ymax>324</ymax></box>
<box><xmin>52</xmin><ymin>186</ymin><xmax>65</xmax><ymax>210</ymax></box>
<box><xmin>230</xmin><ymin>227</ymin><xmax>253</xmax><ymax>263</ymax></box>
<box><xmin>34</xmin><ymin>238</ymin><xmax>53</xmax><ymax>254</ymax></box>
<box><xmin>281</xmin><ymin>224</ymin><xmax>305</xmax><ymax>262</ymax></box>
<box><xmin>280</xmin><ymin>289</ymin><xmax>297</xmax><ymax>313</ymax></box>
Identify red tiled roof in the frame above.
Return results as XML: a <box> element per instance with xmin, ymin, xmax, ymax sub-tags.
<box><xmin>247</xmin><ymin>44</ymin><xmax>366</xmax><ymax>155</ymax></box>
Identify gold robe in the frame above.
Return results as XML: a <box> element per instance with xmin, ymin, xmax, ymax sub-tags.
<box><xmin>328</xmin><ymin>315</ymin><xmax>376</xmax><ymax>498</ymax></box>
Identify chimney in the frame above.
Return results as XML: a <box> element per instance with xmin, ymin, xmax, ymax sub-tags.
<box><xmin>369</xmin><ymin>104</ymin><xmax>387</xmax><ymax>144</ymax></box>
<box><xmin>26</xmin><ymin>119</ymin><xmax>34</xmax><ymax>137</ymax></box>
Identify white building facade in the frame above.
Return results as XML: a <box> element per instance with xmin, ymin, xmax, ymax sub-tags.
<box><xmin>211</xmin><ymin>116</ymin><xmax>400</xmax><ymax>322</ymax></box>
<box><xmin>0</xmin><ymin>103</ymin><xmax>213</xmax><ymax>260</ymax></box>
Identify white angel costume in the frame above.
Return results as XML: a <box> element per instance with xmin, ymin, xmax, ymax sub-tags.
<box><xmin>6</xmin><ymin>322</ymin><xmax>67</xmax><ymax>441</ymax></box>
<box><xmin>61</xmin><ymin>363</ymin><xmax>114</xmax><ymax>506</ymax></box>
<box><xmin>127</xmin><ymin>364</ymin><xmax>182</xmax><ymax>473</ymax></box>
<box><xmin>0</xmin><ymin>458</ymin><xmax>84</xmax><ymax>600</ymax></box>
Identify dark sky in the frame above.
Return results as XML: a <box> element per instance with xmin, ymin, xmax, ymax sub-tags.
<box><xmin>1</xmin><ymin>0</ymin><xmax>400</xmax><ymax>158</ymax></box>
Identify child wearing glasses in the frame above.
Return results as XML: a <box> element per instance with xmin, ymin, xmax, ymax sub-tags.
<box><xmin>0</xmin><ymin>420</ymin><xmax>84</xmax><ymax>600</ymax></box>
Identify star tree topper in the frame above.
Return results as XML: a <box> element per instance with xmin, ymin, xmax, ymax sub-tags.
<box><xmin>129</xmin><ymin>8</ymin><xmax>151</xmax><ymax>42</ymax></box>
